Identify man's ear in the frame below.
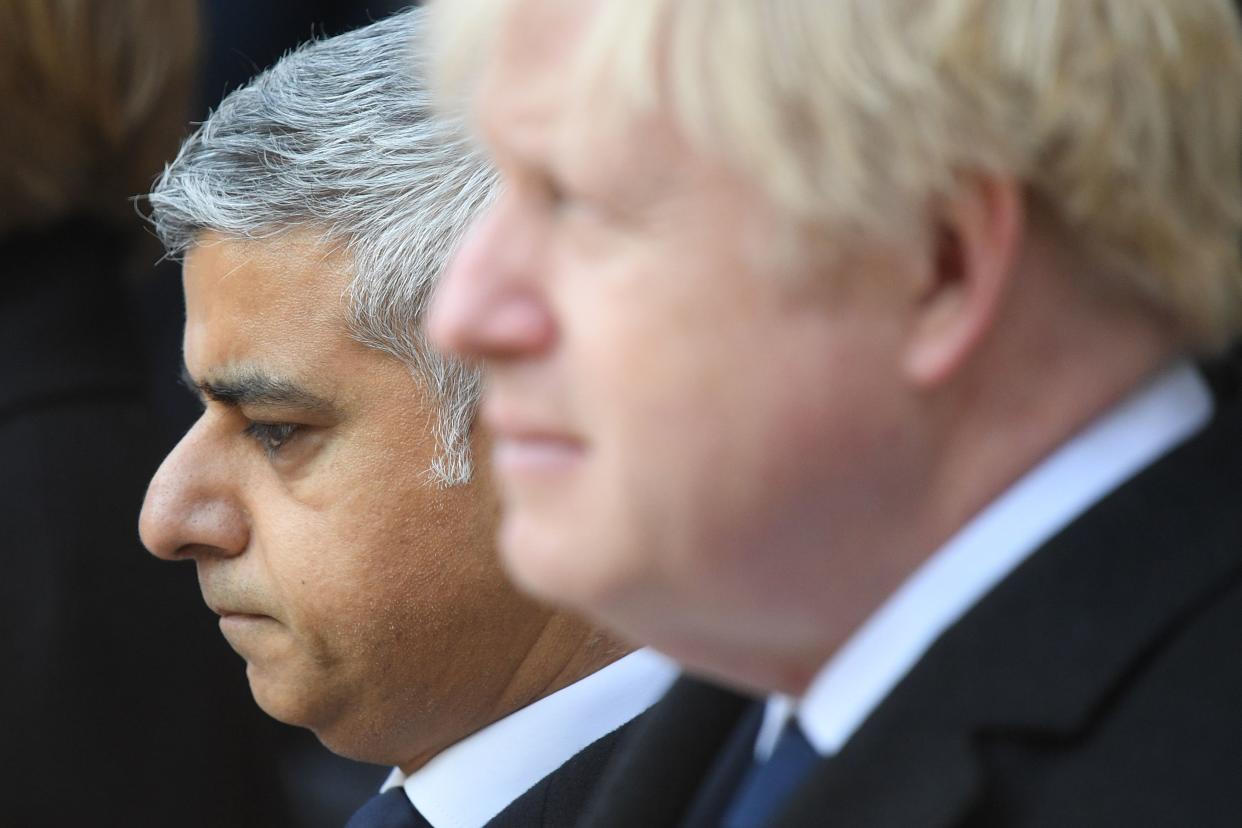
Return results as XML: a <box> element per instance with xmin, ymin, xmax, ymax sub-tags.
<box><xmin>902</xmin><ymin>176</ymin><xmax>1024</xmax><ymax>388</ymax></box>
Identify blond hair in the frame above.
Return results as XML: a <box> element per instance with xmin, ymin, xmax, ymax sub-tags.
<box><xmin>432</xmin><ymin>0</ymin><xmax>1242</xmax><ymax>352</ymax></box>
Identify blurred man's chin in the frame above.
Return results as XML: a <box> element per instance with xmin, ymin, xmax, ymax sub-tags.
<box><xmin>499</xmin><ymin>512</ymin><xmax>641</xmax><ymax>622</ymax></box>
<box><xmin>499</xmin><ymin>513</ymin><xmax>584</xmax><ymax>601</ymax></box>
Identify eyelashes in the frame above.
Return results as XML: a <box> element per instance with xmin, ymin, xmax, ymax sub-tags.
<box><xmin>243</xmin><ymin>421</ymin><xmax>301</xmax><ymax>457</ymax></box>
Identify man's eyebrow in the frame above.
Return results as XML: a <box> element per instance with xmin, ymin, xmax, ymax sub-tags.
<box><xmin>180</xmin><ymin>364</ymin><xmax>338</xmax><ymax>415</ymax></box>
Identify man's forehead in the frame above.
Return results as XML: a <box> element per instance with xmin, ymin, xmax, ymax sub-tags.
<box><xmin>474</xmin><ymin>0</ymin><xmax>704</xmax><ymax>206</ymax></box>
<box><xmin>493</xmin><ymin>0</ymin><xmax>595</xmax><ymax>68</ymax></box>
<box><xmin>180</xmin><ymin>230</ymin><xmax>373</xmax><ymax>394</ymax></box>
<box><xmin>185</xmin><ymin>231</ymin><xmax>348</xmax><ymax>290</ymax></box>
<box><xmin>475</xmin><ymin>0</ymin><xmax>597</xmax><ymax>159</ymax></box>
<box><xmin>183</xmin><ymin>232</ymin><xmax>352</xmax><ymax>332</ymax></box>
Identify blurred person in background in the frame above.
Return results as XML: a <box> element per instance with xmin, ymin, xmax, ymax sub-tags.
<box><xmin>0</xmin><ymin>0</ymin><xmax>294</xmax><ymax>825</ymax></box>
<box><xmin>139</xmin><ymin>9</ymin><xmax>674</xmax><ymax>828</ymax></box>
<box><xmin>428</xmin><ymin>0</ymin><xmax>1242</xmax><ymax>826</ymax></box>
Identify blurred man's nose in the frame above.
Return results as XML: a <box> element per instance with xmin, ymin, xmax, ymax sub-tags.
<box><xmin>428</xmin><ymin>195</ymin><xmax>556</xmax><ymax>360</ymax></box>
<box><xmin>139</xmin><ymin>424</ymin><xmax>248</xmax><ymax>561</ymax></box>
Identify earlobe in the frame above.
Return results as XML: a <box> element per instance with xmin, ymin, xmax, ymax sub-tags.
<box><xmin>902</xmin><ymin>177</ymin><xmax>1024</xmax><ymax>389</ymax></box>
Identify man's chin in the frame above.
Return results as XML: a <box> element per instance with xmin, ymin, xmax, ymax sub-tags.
<box><xmin>241</xmin><ymin>653</ymin><xmax>407</xmax><ymax>763</ymax></box>
<box><xmin>252</xmin><ymin>673</ymin><xmax>403</xmax><ymax>764</ymax></box>
<box><xmin>245</xmin><ymin>661</ymin><xmax>333</xmax><ymax>730</ymax></box>
<box><xmin>245</xmin><ymin>665</ymin><xmax>392</xmax><ymax>763</ymax></box>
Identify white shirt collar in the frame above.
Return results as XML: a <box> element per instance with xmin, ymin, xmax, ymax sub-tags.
<box><xmin>380</xmin><ymin>648</ymin><xmax>677</xmax><ymax>828</ymax></box>
<box><xmin>758</xmin><ymin>361</ymin><xmax>1213</xmax><ymax>759</ymax></box>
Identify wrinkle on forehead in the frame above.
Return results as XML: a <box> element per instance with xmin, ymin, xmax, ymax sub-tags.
<box><xmin>184</xmin><ymin>231</ymin><xmax>354</xmax><ymax>335</ymax></box>
<box><xmin>180</xmin><ymin>231</ymin><xmax>375</xmax><ymax>410</ymax></box>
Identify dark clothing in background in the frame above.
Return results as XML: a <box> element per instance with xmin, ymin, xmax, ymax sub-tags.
<box><xmin>0</xmin><ymin>221</ymin><xmax>292</xmax><ymax>826</ymax></box>
<box><xmin>584</xmin><ymin>383</ymin><xmax>1242</xmax><ymax>828</ymax></box>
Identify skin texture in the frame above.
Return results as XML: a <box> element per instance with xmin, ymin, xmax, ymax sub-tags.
<box><xmin>427</xmin><ymin>0</ymin><xmax>1178</xmax><ymax>696</ymax></box>
<box><xmin>140</xmin><ymin>230</ymin><xmax>622</xmax><ymax>770</ymax></box>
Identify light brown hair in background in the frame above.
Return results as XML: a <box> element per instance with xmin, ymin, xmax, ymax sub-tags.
<box><xmin>0</xmin><ymin>0</ymin><xmax>199</xmax><ymax>237</ymax></box>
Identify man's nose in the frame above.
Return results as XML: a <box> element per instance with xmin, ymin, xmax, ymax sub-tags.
<box><xmin>428</xmin><ymin>195</ymin><xmax>556</xmax><ymax>361</ymax></box>
<box><xmin>139</xmin><ymin>423</ymin><xmax>248</xmax><ymax>561</ymax></box>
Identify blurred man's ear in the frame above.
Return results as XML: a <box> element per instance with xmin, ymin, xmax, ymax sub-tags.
<box><xmin>901</xmin><ymin>176</ymin><xmax>1025</xmax><ymax>388</ymax></box>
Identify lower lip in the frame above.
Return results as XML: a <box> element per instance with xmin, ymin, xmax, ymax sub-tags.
<box><xmin>493</xmin><ymin>437</ymin><xmax>585</xmax><ymax>477</ymax></box>
<box><xmin>219</xmin><ymin>613</ymin><xmax>272</xmax><ymax>632</ymax></box>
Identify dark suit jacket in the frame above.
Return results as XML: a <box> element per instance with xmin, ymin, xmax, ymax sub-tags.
<box><xmin>1</xmin><ymin>221</ymin><xmax>293</xmax><ymax>826</ymax></box>
<box><xmin>484</xmin><ymin>718</ymin><xmax>638</xmax><ymax>828</ymax></box>
<box><xmin>583</xmin><ymin>382</ymin><xmax>1242</xmax><ymax>827</ymax></box>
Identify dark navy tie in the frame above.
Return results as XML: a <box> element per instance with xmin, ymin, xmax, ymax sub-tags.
<box><xmin>344</xmin><ymin>788</ymin><xmax>432</xmax><ymax>828</ymax></box>
<box><xmin>720</xmin><ymin>719</ymin><xmax>820</xmax><ymax>828</ymax></box>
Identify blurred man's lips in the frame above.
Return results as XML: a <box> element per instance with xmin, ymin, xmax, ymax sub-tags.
<box><xmin>493</xmin><ymin>434</ymin><xmax>585</xmax><ymax>475</ymax></box>
<box><xmin>484</xmin><ymin>406</ymin><xmax>586</xmax><ymax>476</ymax></box>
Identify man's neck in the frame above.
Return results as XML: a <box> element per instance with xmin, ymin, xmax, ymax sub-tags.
<box><xmin>686</xmin><ymin>306</ymin><xmax>1182</xmax><ymax>699</ymax></box>
<box><xmin>397</xmin><ymin>614</ymin><xmax>630</xmax><ymax>774</ymax></box>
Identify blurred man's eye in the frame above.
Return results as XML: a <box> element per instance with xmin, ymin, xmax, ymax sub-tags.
<box><xmin>534</xmin><ymin>173</ymin><xmax>569</xmax><ymax>213</ymax></box>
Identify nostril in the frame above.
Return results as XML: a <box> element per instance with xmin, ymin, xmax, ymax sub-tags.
<box><xmin>137</xmin><ymin>426</ymin><xmax>247</xmax><ymax>561</ymax></box>
<box><xmin>138</xmin><ymin>459</ymin><xmax>238</xmax><ymax>561</ymax></box>
<box><xmin>434</xmin><ymin>287</ymin><xmax>555</xmax><ymax>360</ymax></box>
<box><xmin>482</xmin><ymin>295</ymin><xmax>555</xmax><ymax>352</ymax></box>
<box><xmin>141</xmin><ymin>496</ymin><xmax>249</xmax><ymax>562</ymax></box>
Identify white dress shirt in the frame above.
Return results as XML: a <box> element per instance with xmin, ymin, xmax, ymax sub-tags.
<box><xmin>756</xmin><ymin>361</ymin><xmax>1213</xmax><ymax>760</ymax></box>
<box><xmin>380</xmin><ymin>648</ymin><xmax>678</xmax><ymax>828</ymax></box>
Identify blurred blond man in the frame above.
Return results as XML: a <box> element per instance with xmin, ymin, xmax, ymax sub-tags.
<box><xmin>427</xmin><ymin>1</ymin><xmax>1242</xmax><ymax>825</ymax></box>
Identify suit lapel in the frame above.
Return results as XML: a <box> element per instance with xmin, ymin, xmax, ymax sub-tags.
<box><xmin>581</xmin><ymin>677</ymin><xmax>754</xmax><ymax>828</ymax></box>
<box><xmin>678</xmin><ymin>702</ymin><xmax>765</xmax><ymax>828</ymax></box>
<box><xmin>773</xmin><ymin>401</ymin><xmax>1242</xmax><ymax>827</ymax></box>
<box><xmin>485</xmin><ymin>719</ymin><xmax>631</xmax><ymax>827</ymax></box>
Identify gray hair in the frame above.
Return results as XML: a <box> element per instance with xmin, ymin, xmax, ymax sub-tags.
<box><xmin>147</xmin><ymin>6</ymin><xmax>495</xmax><ymax>485</ymax></box>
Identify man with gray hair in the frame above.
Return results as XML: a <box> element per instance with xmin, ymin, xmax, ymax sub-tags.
<box><xmin>427</xmin><ymin>0</ymin><xmax>1242</xmax><ymax>825</ymax></box>
<box><xmin>137</xmin><ymin>9</ymin><xmax>674</xmax><ymax>828</ymax></box>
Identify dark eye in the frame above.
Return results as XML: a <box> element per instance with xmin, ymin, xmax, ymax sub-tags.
<box><xmin>539</xmin><ymin>173</ymin><xmax>573</xmax><ymax>213</ymax></box>
<box><xmin>243</xmin><ymin>421</ymin><xmax>300</xmax><ymax>457</ymax></box>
